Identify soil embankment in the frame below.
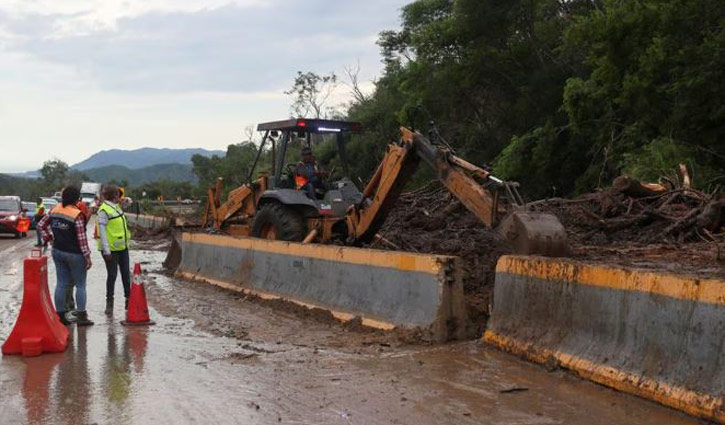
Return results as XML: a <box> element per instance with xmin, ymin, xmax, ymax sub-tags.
<box><xmin>371</xmin><ymin>183</ymin><xmax>724</xmax><ymax>335</ymax></box>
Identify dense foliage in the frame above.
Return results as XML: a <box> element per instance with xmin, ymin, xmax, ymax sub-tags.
<box><xmin>0</xmin><ymin>160</ymin><xmax>88</xmax><ymax>201</ymax></box>
<box><xmin>346</xmin><ymin>0</ymin><xmax>724</xmax><ymax>197</ymax></box>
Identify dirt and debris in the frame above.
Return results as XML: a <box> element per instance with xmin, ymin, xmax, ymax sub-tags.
<box><xmin>531</xmin><ymin>180</ymin><xmax>723</xmax><ymax>246</ymax></box>
<box><xmin>530</xmin><ymin>179</ymin><xmax>724</xmax><ymax>278</ymax></box>
<box><xmin>148</xmin><ymin>174</ymin><xmax>723</xmax><ymax>340</ymax></box>
<box><xmin>369</xmin><ymin>183</ymin><xmax>511</xmax><ymax>336</ymax></box>
<box><xmin>369</xmin><ymin>178</ymin><xmax>724</xmax><ymax>335</ymax></box>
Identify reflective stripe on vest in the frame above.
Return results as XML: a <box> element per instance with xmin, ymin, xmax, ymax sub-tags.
<box><xmin>50</xmin><ymin>205</ymin><xmax>82</xmax><ymax>254</ymax></box>
<box><xmin>97</xmin><ymin>202</ymin><xmax>131</xmax><ymax>252</ymax></box>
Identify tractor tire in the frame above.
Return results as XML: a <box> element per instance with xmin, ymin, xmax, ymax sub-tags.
<box><xmin>251</xmin><ymin>203</ymin><xmax>306</xmax><ymax>242</ymax></box>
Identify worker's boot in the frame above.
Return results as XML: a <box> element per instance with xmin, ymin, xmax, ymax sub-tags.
<box><xmin>104</xmin><ymin>299</ymin><xmax>113</xmax><ymax>315</ymax></box>
<box><xmin>57</xmin><ymin>312</ymin><xmax>71</xmax><ymax>326</ymax></box>
<box><xmin>74</xmin><ymin>311</ymin><xmax>94</xmax><ymax>327</ymax></box>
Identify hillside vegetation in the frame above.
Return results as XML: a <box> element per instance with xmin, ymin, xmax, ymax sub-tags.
<box><xmin>83</xmin><ymin>163</ymin><xmax>196</xmax><ymax>187</ymax></box>
<box><xmin>341</xmin><ymin>0</ymin><xmax>723</xmax><ymax>197</ymax></box>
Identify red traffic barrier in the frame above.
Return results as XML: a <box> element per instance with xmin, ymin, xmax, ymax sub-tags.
<box><xmin>2</xmin><ymin>250</ymin><xmax>69</xmax><ymax>357</ymax></box>
<box><xmin>121</xmin><ymin>263</ymin><xmax>156</xmax><ymax>326</ymax></box>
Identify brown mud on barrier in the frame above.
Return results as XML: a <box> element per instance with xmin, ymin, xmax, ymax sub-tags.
<box><xmin>485</xmin><ymin>255</ymin><xmax>725</xmax><ymax>423</ymax></box>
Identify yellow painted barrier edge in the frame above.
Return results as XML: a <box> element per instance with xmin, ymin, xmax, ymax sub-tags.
<box><xmin>497</xmin><ymin>255</ymin><xmax>725</xmax><ymax>305</ymax></box>
<box><xmin>484</xmin><ymin>330</ymin><xmax>724</xmax><ymax>423</ymax></box>
<box><xmin>182</xmin><ymin>232</ymin><xmax>450</xmax><ymax>276</ymax></box>
<box><xmin>177</xmin><ymin>271</ymin><xmax>396</xmax><ymax>331</ymax></box>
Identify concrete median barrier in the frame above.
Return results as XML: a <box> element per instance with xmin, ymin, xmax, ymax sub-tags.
<box><xmin>484</xmin><ymin>255</ymin><xmax>725</xmax><ymax>423</ymax></box>
<box><xmin>126</xmin><ymin>214</ymin><xmax>172</xmax><ymax>232</ymax></box>
<box><xmin>174</xmin><ymin>233</ymin><xmax>467</xmax><ymax>341</ymax></box>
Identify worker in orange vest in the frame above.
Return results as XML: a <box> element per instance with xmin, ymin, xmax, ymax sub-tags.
<box><xmin>64</xmin><ymin>200</ymin><xmax>91</xmax><ymax>312</ymax></box>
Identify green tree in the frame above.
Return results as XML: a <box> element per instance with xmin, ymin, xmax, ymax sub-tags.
<box><xmin>40</xmin><ymin>159</ymin><xmax>70</xmax><ymax>192</ymax></box>
<box><xmin>191</xmin><ymin>142</ymin><xmax>262</xmax><ymax>198</ymax></box>
<box><xmin>68</xmin><ymin>170</ymin><xmax>90</xmax><ymax>186</ymax></box>
<box><xmin>345</xmin><ymin>0</ymin><xmax>723</xmax><ymax>197</ymax></box>
<box><xmin>285</xmin><ymin>71</ymin><xmax>339</xmax><ymax>118</ymax></box>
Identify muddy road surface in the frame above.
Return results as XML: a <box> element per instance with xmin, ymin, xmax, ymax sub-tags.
<box><xmin>0</xmin><ymin>230</ymin><xmax>706</xmax><ymax>425</ymax></box>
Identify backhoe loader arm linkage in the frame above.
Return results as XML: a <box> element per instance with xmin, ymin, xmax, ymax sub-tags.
<box><xmin>346</xmin><ymin>127</ymin><xmax>571</xmax><ymax>257</ymax></box>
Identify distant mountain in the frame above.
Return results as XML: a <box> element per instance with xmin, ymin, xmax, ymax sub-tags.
<box><xmin>82</xmin><ymin>163</ymin><xmax>197</xmax><ymax>186</ymax></box>
<box><xmin>72</xmin><ymin>148</ymin><xmax>224</xmax><ymax>171</ymax></box>
<box><xmin>7</xmin><ymin>171</ymin><xmax>41</xmax><ymax>179</ymax></box>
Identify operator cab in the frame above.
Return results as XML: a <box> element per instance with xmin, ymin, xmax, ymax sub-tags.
<box><xmin>254</xmin><ymin>118</ymin><xmax>364</xmax><ymax>218</ymax></box>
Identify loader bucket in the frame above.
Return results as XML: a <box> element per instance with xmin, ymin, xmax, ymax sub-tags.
<box><xmin>498</xmin><ymin>212</ymin><xmax>571</xmax><ymax>257</ymax></box>
<box><xmin>163</xmin><ymin>231</ymin><xmax>183</xmax><ymax>271</ymax></box>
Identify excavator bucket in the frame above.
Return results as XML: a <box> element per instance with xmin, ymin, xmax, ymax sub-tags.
<box><xmin>498</xmin><ymin>211</ymin><xmax>571</xmax><ymax>257</ymax></box>
<box><xmin>163</xmin><ymin>231</ymin><xmax>183</xmax><ymax>271</ymax></box>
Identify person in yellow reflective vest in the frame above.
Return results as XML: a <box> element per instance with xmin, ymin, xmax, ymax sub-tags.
<box><xmin>34</xmin><ymin>197</ymin><xmax>46</xmax><ymax>247</ymax></box>
<box><xmin>97</xmin><ymin>184</ymin><xmax>132</xmax><ymax>315</ymax></box>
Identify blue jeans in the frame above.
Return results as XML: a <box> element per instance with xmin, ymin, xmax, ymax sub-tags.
<box><xmin>52</xmin><ymin>249</ymin><xmax>87</xmax><ymax>312</ymax></box>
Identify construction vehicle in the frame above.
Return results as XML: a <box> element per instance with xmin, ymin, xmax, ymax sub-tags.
<box><xmin>200</xmin><ymin>118</ymin><xmax>570</xmax><ymax>256</ymax></box>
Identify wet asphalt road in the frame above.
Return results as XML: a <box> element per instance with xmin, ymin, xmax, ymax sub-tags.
<box><xmin>0</xmin><ymin>229</ymin><xmax>707</xmax><ymax>425</ymax></box>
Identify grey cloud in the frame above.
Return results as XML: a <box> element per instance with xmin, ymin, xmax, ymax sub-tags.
<box><xmin>0</xmin><ymin>1</ymin><xmax>408</xmax><ymax>93</ymax></box>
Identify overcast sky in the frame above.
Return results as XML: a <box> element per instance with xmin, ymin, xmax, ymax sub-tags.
<box><xmin>0</xmin><ymin>0</ymin><xmax>408</xmax><ymax>172</ymax></box>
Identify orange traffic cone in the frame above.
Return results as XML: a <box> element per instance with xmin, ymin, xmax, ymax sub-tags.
<box><xmin>121</xmin><ymin>263</ymin><xmax>156</xmax><ymax>326</ymax></box>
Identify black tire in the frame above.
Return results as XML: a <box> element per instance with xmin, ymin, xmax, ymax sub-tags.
<box><xmin>14</xmin><ymin>231</ymin><xmax>21</xmax><ymax>239</ymax></box>
<box><xmin>251</xmin><ymin>203</ymin><xmax>306</xmax><ymax>241</ymax></box>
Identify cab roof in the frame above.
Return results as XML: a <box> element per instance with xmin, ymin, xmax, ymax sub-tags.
<box><xmin>256</xmin><ymin>118</ymin><xmax>362</xmax><ymax>133</ymax></box>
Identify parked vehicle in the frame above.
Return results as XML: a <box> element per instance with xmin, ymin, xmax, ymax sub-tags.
<box><xmin>0</xmin><ymin>196</ymin><xmax>30</xmax><ymax>238</ymax></box>
<box><xmin>80</xmin><ymin>182</ymin><xmax>102</xmax><ymax>212</ymax></box>
<box><xmin>21</xmin><ymin>202</ymin><xmax>37</xmax><ymax>229</ymax></box>
<box><xmin>41</xmin><ymin>197</ymin><xmax>59</xmax><ymax>211</ymax></box>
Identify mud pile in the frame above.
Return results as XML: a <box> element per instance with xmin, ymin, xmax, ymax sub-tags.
<box><xmin>370</xmin><ymin>184</ymin><xmax>510</xmax><ymax>333</ymax></box>
<box><xmin>129</xmin><ymin>224</ymin><xmax>174</xmax><ymax>252</ymax></box>
<box><xmin>370</xmin><ymin>182</ymin><xmax>724</xmax><ymax>332</ymax></box>
<box><xmin>533</xmin><ymin>186</ymin><xmax>724</xmax><ymax>278</ymax></box>
<box><xmin>531</xmin><ymin>187</ymin><xmax>723</xmax><ymax>246</ymax></box>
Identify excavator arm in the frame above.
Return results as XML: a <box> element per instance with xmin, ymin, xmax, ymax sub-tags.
<box><xmin>346</xmin><ymin>127</ymin><xmax>570</xmax><ymax>257</ymax></box>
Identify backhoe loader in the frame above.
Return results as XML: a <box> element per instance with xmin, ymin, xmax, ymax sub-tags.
<box><xmin>197</xmin><ymin>118</ymin><xmax>570</xmax><ymax>257</ymax></box>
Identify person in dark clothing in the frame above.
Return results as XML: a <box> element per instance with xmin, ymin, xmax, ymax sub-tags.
<box><xmin>63</xmin><ymin>200</ymin><xmax>91</xmax><ymax>312</ymax></box>
<box><xmin>37</xmin><ymin>186</ymin><xmax>94</xmax><ymax>326</ymax></box>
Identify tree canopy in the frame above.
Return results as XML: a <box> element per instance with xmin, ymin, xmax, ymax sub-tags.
<box><xmin>346</xmin><ymin>0</ymin><xmax>724</xmax><ymax>197</ymax></box>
